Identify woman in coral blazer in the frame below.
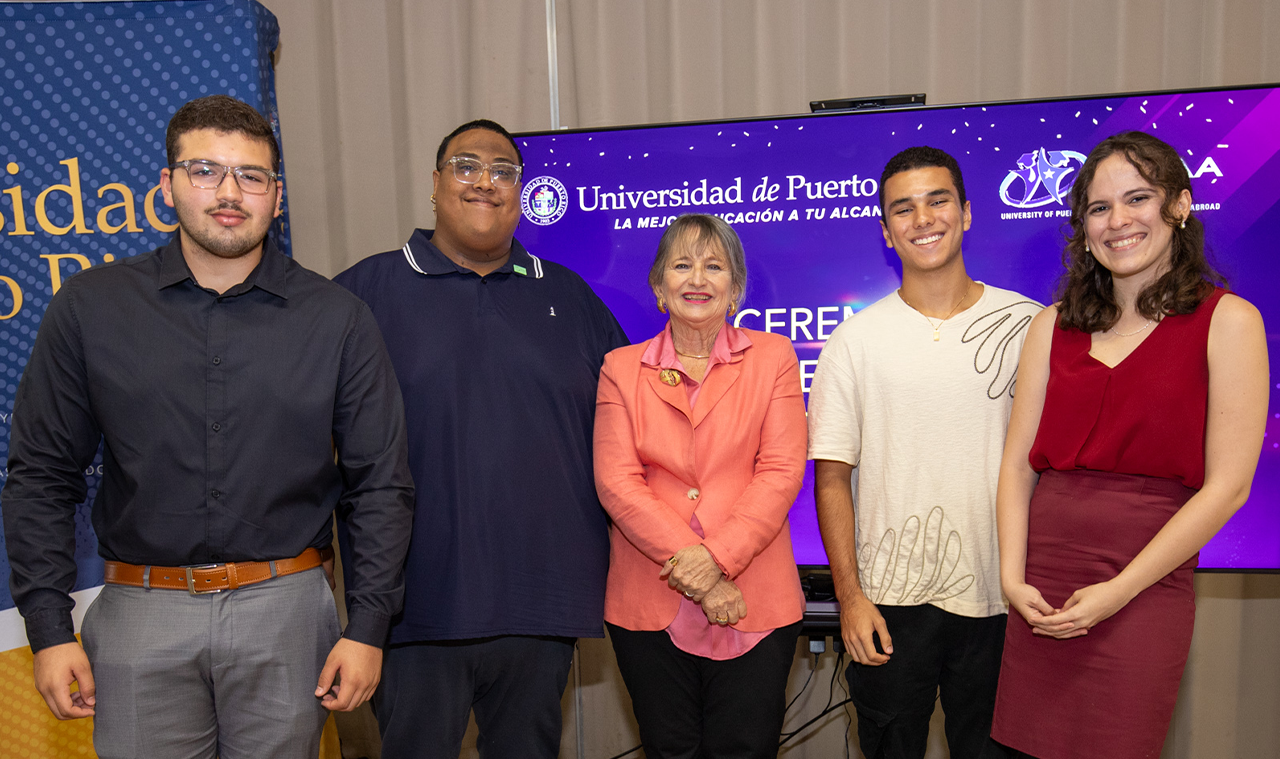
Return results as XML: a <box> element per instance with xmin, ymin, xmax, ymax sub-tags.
<box><xmin>594</xmin><ymin>214</ymin><xmax>808</xmax><ymax>758</ymax></box>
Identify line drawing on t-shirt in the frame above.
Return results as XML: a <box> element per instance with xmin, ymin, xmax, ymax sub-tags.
<box><xmin>962</xmin><ymin>300</ymin><xmax>1040</xmax><ymax>400</ymax></box>
<box><xmin>859</xmin><ymin>506</ymin><xmax>974</xmax><ymax>605</ymax></box>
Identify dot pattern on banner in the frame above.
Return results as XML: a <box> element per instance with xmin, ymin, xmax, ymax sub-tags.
<box><xmin>0</xmin><ymin>1</ymin><xmax>286</xmax><ymax>613</ymax></box>
<box><xmin>0</xmin><ymin>642</ymin><xmax>96</xmax><ymax>756</ymax></box>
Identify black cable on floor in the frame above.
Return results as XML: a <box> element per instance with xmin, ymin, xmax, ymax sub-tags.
<box><xmin>605</xmin><ymin>744</ymin><xmax>642</xmax><ymax>759</ymax></box>
<box><xmin>823</xmin><ymin>652</ymin><xmax>844</xmax><ymax>714</ymax></box>
<box><xmin>778</xmin><ymin>652</ymin><xmax>851</xmax><ymax>747</ymax></box>
<box><xmin>783</xmin><ymin>651</ymin><xmax>819</xmax><ymax>717</ymax></box>
<box><xmin>778</xmin><ymin>696</ymin><xmax>854</xmax><ymax>747</ymax></box>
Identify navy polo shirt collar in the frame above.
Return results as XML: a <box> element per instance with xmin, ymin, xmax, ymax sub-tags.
<box><xmin>401</xmin><ymin>228</ymin><xmax>544</xmax><ymax>279</ymax></box>
<box><xmin>156</xmin><ymin>233</ymin><xmax>289</xmax><ymax>299</ymax></box>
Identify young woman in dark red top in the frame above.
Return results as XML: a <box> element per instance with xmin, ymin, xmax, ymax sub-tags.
<box><xmin>990</xmin><ymin>131</ymin><xmax>1268</xmax><ymax>759</ymax></box>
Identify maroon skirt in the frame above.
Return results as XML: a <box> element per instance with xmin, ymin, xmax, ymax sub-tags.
<box><xmin>991</xmin><ymin>470</ymin><xmax>1198</xmax><ymax>759</ymax></box>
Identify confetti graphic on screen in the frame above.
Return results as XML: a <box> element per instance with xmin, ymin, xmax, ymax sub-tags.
<box><xmin>515</xmin><ymin>86</ymin><xmax>1280</xmax><ymax>569</ymax></box>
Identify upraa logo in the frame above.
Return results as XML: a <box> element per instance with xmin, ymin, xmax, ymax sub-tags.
<box><xmin>521</xmin><ymin>176</ymin><xmax>569</xmax><ymax>225</ymax></box>
<box><xmin>998</xmin><ymin>148</ymin><xmax>1088</xmax><ymax>209</ymax></box>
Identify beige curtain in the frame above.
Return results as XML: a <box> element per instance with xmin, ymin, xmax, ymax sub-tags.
<box><xmin>263</xmin><ymin>1</ymin><xmax>1280</xmax><ymax>756</ymax></box>
<box><xmin>269</xmin><ymin>0</ymin><xmax>1280</xmax><ymax>279</ymax></box>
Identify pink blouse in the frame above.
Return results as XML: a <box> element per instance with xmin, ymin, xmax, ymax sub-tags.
<box><xmin>641</xmin><ymin>322</ymin><xmax>772</xmax><ymax>660</ymax></box>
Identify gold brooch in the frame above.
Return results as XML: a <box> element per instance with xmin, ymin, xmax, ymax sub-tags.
<box><xmin>659</xmin><ymin>369</ymin><xmax>682</xmax><ymax>386</ymax></box>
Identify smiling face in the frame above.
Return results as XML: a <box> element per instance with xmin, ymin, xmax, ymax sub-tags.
<box><xmin>654</xmin><ymin>233</ymin><xmax>741</xmax><ymax>332</ymax></box>
<box><xmin>1082</xmin><ymin>153</ymin><xmax>1192</xmax><ymax>287</ymax></box>
<box><xmin>880</xmin><ymin>166</ymin><xmax>972</xmax><ymax>275</ymax></box>
<box><xmin>430</xmin><ymin>128</ymin><xmax>522</xmax><ymax>269</ymax></box>
<box><xmin>160</xmin><ymin>128</ymin><xmax>281</xmax><ymax>261</ymax></box>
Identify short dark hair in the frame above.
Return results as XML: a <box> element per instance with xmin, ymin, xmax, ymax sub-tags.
<box><xmin>435</xmin><ymin>119</ymin><xmax>524</xmax><ymax>170</ymax></box>
<box><xmin>166</xmin><ymin>95</ymin><xmax>280</xmax><ymax>171</ymax></box>
<box><xmin>1056</xmin><ymin>131</ymin><xmax>1224</xmax><ymax>333</ymax></box>
<box><xmin>878</xmin><ymin>146</ymin><xmax>967</xmax><ymax>214</ymax></box>
<box><xmin>648</xmin><ymin>214</ymin><xmax>748</xmax><ymax>311</ymax></box>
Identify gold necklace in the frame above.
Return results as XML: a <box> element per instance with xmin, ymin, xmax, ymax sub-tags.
<box><xmin>675</xmin><ymin>350</ymin><xmax>711</xmax><ymax>359</ymax></box>
<box><xmin>900</xmin><ymin>282</ymin><xmax>972</xmax><ymax>342</ymax></box>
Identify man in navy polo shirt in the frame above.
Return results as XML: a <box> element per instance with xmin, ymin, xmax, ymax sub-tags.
<box><xmin>334</xmin><ymin>119</ymin><xmax>627</xmax><ymax>759</ymax></box>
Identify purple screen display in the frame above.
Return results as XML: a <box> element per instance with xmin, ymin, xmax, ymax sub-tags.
<box><xmin>513</xmin><ymin>85</ymin><xmax>1280</xmax><ymax>570</ymax></box>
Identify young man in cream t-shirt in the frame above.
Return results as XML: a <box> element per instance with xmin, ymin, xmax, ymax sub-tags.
<box><xmin>809</xmin><ymin>146</ymin><xmax>1041</xmax><ymax>759</ymax></box>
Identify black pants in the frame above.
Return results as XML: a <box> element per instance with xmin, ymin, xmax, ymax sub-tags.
<box><xmin>846</xmin><ymin>605</ymin><xmax>1008</xmax><ymax>759</ymax></box>
<box><xmin>608</xmin><ymin>621</ymin><xmax>802</xmax><ymax>759</ymax></box>
<box><xmin>374</xmin><ymin>635</ymin><xmax>575</xmax><ymax>759</ymax></box>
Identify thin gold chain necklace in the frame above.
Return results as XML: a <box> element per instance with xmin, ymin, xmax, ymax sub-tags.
<box><xmin>900</xmin><ymin>281</ymin><xmax>972</xmax><ymax>342</ymax></box>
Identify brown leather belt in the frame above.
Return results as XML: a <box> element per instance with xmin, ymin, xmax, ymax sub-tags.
<box><xmin>103</xmin><ymin>546</ymin><xmax>333</xmax><ymax>594</ymax></box>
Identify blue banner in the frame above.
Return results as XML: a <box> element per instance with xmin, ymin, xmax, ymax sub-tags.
<box><xmin>0</xmin><ymin>0</ymin><xmax>288</xmax><ymax>652</ymax></box>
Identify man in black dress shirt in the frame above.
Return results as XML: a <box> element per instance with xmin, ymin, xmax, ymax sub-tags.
<box><xmin>2</xmin><ymin>95</ymin><xmax>414</xmax><ymax>758</ymax></box>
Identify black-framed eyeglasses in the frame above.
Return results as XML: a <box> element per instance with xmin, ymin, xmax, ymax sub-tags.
<box><xmin>170</xmin><ymin>160</ymin><xmax>279</xmax><ymax>195</ymax></box>
<box><xmin>443</xmin><ymin>156</ymin><xmax>523</xmax><ymax>189</ymax></box>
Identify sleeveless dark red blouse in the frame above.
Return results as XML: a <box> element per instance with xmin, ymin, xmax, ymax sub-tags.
<box><xmin>1028</xmin><ymin>288</ymin><xmax>1225</xmax><ymax>490</ymax></box>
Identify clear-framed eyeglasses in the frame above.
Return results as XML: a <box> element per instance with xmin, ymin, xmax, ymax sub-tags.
<box><xmin>443</xmin><ymin>156</ymin><xmax>523</xmax><ymax>189</ymax></box>
<box><xmin>170</xmin><ymin>160</ymin><xmax>279</xmax><ymax>195</ymax></box>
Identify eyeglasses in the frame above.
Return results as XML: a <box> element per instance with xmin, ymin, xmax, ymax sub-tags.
<box><xmin>443</xmin><ymin>156</ymin><xmax>523</xmax><ymax>189</ymax></box>
<box><xmin>170</xmin><ymin>160</ymin><xmax>279</xmax><ymax>195</ymax></box>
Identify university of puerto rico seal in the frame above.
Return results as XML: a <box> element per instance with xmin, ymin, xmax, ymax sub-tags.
<box><xmin>521</xmin><ymin>176</ymin><xmax>569</xmax><ymax>226</ymax></box>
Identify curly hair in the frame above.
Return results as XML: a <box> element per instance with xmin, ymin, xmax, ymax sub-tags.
<box><xmin>1055</xmin><ymin>131</ymin><xmax>1225</xmax><ymax>333</ymax></box>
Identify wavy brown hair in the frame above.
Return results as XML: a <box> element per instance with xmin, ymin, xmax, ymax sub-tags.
<box><xmin>1055</xmin><ymin>131</ymin><xmax>1225</xmax><ymax>333</ymax></box>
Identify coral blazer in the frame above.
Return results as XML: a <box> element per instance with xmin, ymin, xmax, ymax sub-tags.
<box><xmin>594</xmin><ymin>326</ymin><xmax>807</xmax><ymax>632</ymax></box>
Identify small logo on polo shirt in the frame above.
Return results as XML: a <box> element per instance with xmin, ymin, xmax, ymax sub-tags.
<box><xmin>549</xmin><ymin>307</ymin><xmax>556</xmax><ymax>316</ymax></box>
<box><xmin>521</xmin><ymin>176</ymin><xmax>569</xmax><ymax>226</ymax></box>
<box><xmin>513</xmin><ymin>264</ymin><xmax>528</xmax><ymax>276</ymax></box>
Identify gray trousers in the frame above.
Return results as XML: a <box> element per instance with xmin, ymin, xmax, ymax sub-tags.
<box><xmin>82</xmin><ymin>566</ymin><xmax>341</xmax><ymax>759</ymax></box>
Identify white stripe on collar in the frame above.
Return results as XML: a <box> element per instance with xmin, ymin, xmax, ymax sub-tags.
<box><xmin>404</xmin><ymin>241</ymin><xmax>542</xmax><ymax>279</ymax></box>
<box><xmin>402</xmin><ymin>243</ymin><xmax>427</xmax><ymax>275</ymax></box>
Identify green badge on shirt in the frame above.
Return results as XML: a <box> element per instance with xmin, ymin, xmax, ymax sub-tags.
<box><xmin>513</xmin><ymin>265</ymin><xmax>528</xmax><ymax>276</ymax></box>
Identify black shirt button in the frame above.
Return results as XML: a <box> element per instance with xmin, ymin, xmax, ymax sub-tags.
<box><xmin>210</xmin><ymin>489</ymin><xmax>221</xmax><ymax>499</ymax></box>
<box><xmin>212</xmin><ymin>356</ymin><xmax>222</xmax><ymax>365</ymax></box>
<box><xmin>212</xmin><ymin>423</ymin><xmax>221</xmax><ymax>432</ymax></box>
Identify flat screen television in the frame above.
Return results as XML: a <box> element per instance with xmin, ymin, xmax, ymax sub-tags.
<box><xmin>514</xmin><ymin>83</ymin><xmax>1280</xmax><ymax>571</ymax></box>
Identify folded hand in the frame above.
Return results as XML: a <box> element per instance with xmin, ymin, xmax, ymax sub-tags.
<box><xmin>1034</xmin><ymin>580</ymin><xmax>1132</xmax><ymax>639</ymax></box>
<box><xmin>700</xmin><ymin>578</ymin><xmax>747</xmax><ymax>626</ymax></box>
<box><xmin>659</xmin><ymin>545</ymin><xmax>723</xmax><ymax>602</ymax></box>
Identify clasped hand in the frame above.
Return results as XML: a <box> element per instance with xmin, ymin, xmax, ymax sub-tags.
<box><xmin>699</xmin><ymin>578</ymin><xmax>747</xmax><ymax>626</ymax></box>
<box><xmin>660</xmin><ymin>545</ymin><xmax>723</xmax><ymax>602</ymax></box>
<box><xmin>1006</xmin><ymin>579</ymin><xmax>1132</xmax><ymax>639</ymax></box>
<box><xmin>659</xmin><ymin>545</ymin><xmax>746</xmax><ymax>626</ymax></box>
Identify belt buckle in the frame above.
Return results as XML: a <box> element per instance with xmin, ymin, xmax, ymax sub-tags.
<box><xmin>185</xmin><ymin>564</ymin><xmax>225</xmax><ymax>595</ymax></box>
